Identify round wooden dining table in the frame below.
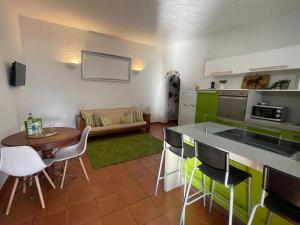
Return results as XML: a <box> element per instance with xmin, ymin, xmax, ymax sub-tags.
<box><xmin>1</xmin><ymin>127</ymin><xmax>81</xmax><ymax>159</ymax></box>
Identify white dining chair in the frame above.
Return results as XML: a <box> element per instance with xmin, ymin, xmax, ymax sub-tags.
<box><xmin>0</xmin><ymin>146</ymin><xmax>56</xmax><ymax>215</ymax></box>
<box><xmin>53</xmin><ymin>126</ymin><xmax>91</xmax><ymax>189</ymax></box>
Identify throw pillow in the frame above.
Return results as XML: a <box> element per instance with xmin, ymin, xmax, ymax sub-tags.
<box><xmin>133</xmin><ymin>108</ymin><xmax>144</xmax><ymax>122</ymax></box>
<box><xmin>120</xmin><ymin>113</ymin><xmax>133</xmax><ymax>124</ymax></box>
<box><xmin>81</xmin><ymin>112</ymin><xmax>95</xmax><ymax>127</ymax></box>
<box><xmin>93</xmin><ymin>114</ymin><xmax>102</xmax><ymax>127</ymax></box>
<box><xmin>99</xmin><ymin>116</ymin><xmax>112</xmax><ymax>126</ymax></box>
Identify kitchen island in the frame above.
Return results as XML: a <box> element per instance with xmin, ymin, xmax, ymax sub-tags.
<box><xmin>165</xmin><ymin>122</ymin><xmax>299</xmax><ymax>225</ymax></box>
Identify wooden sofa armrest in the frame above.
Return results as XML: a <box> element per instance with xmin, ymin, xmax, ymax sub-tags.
<box><xmin>75</xmin><ymin>114</ymin><xmax>86</xmax><ymax>132</ymax></box>
<box><xmin>143</xmin><ymin>113</ymin><xmax>151</xmax><ymax>133</ymax></box>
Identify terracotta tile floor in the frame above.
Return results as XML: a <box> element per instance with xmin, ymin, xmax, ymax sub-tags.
<box><xmin>0</xmin><ymin>123</ymin><xmax>237</xmax><ymax>225</ymax></box>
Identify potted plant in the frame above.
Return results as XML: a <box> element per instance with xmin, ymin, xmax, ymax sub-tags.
<box><xmin>269</xmin><ymin>79</ymin><xmax>291</xmax><ymax>90</ymax></box>
<box><xmin>219</xmin><ymin>80</ymin><xmax>227</xmax><ymax>89</ymax></box>
<box><xmin>279</xmin><ymin>79</ymin><xmax>291</xmax><ymax>89</ymax></box>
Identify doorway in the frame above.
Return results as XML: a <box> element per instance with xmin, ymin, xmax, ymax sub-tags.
<box><xmin>167</xmin><ymin>74</ymin><xmax>180</xmax><ymax>123</ymax></box>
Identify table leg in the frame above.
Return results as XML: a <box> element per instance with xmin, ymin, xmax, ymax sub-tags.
<box><xmin>42</xmin><ymin>149</ymin><xmax>55</xmax><ymax>179</ymax></box>
<box><xmin>42</xmin><ymin>149</ymin><xmax>54</xmax><ymax>159</ymax></box>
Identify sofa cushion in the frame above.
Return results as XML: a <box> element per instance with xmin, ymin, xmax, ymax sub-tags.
<box><xmin>90</xmin><ymin>121</ymin><xmax>146</xmax><ymax>135</ymax></box>
<box><xmin>94</xmin><ymin>114</ymin><xmax>102</xmax><ymax>127</ymax></box>
<box><xmin>99</xmin><ymin>116</ymin><xmax>112</xmax><ymax>126</ymax></box>
<box><xmin>133</xmin><ymin>108</ymin><xmax>144</xmax><ymax>122</ymax></box>
<box><xmin>81</xmin><ymin>112</ymin><xmax>95</xmax><ymax>127</ymax></box>
<box><xmin>81</xmin><ymin>108</ymin><xmax>135</xmax><ymax>125</ymax></box>
<box><xmin>121</xmin><ymin>113</ymin><xmax>134</xmax><ymax>124</ymax></box>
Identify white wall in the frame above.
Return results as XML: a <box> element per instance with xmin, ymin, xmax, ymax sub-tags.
<box><xmin>165</xmin><ymin>9</ymin><xmax>300</xmax><ymax>90</ymax></box>
<box><xmin>17</xmin><ymin>16</ymin><xmax>164</xmax><ymax>128</ymax></box>
<box><xmin>0</xmin><ymin>0</ymin><xmax>23</xmax><ymax>188</ymax></box>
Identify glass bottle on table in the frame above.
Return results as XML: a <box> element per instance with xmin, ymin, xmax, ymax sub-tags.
<box><xmin>26</xmin><ymin>113</ymin><xmax>35</xmax><ymax>135</ymax></box>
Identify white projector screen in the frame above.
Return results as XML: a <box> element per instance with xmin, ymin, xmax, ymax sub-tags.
<box><xmin>82</xmin><ymin>51</ymin><xmax>131</xmax><ymax>82</ymax></box>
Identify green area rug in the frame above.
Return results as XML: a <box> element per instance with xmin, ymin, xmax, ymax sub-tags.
<box><xmin>87</xmin><ymin>133</ymin><xmax>163</xmax><ymax>168</ymax></box>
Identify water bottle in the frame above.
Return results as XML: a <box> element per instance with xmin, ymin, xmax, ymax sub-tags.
<box><xmin>27</xmin><ymin>113</ymin><xmax>35</xmax><ymax>135</ymax></box>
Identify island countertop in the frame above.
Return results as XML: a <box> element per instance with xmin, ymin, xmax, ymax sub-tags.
<box><xmin>169</xmin><ymin>122</ymin><xmax>300</xmax><ymax>178</ymax></box>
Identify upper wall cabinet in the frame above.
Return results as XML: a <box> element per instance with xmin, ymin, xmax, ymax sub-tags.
<box><xmin>205</xmin><ymin>45</ymin><xmax>300</xmax><ymax>76</ymax></box>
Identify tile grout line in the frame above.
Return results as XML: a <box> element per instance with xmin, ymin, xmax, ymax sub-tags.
<box><xmin>68</xmin><ymin>170</ymin><xmax>223</xmax><ymax>225</ymax></box>
<box><xmin>95</xmin><ymin>185</ymin><xmax>147</xmax><ymax>218</ymax></box>
<box><xmin>65</xmin><ymin>157</ymin><xmax>161</xmax><ymax>224</ymax></box>
<box><xmin>63</xmin><ymin>160</ymin><xmax>144</xmax><ymax>223</ymax></box>
<box><xmin>35</xmin><ymin>155</ymin><xmax>161</xmax><ymax>224</ymax></box>
<box><xmin>91</xmin><ymin>173</ymin><xmax>166</xmax><ymax>224</ymax></box>
<box><xmin>127</xmin><ymin>205</ymin><xmax>139</xmax><ymax>225</ymax></box>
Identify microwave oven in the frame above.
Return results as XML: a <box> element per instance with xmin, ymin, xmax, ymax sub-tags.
<box><xmin>251</xmin><ymin>105</ymin><xmax>287</xmax><ymax>122</ymax></box>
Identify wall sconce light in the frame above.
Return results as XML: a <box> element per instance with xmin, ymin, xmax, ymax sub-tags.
<box><xmin>131</xmin><ymin>68</ymin><xmax>143</xmax><ymax>75</ymax></box>
<box><xmin>131</xmin><ymin>59</ymin><xmax>145</xmax><ymax>75</ymax></box>
<box><xmin>65</xmin><ymin>60</ymin><xmax>81</xmax><ymax>69</ymax></box>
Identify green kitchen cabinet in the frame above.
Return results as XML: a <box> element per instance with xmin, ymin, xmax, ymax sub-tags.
<box><xmin>280</xmin><ymin>130</ymin><xmax>300</xmax><ymax>142</ymax></box>
<box><xmin>245</xmin><ymin>125</ymin><xmax>282</xmax><ymax>138</ymax></box>
<box><xmin>244</xmin><ymin>125</ymin><xmax>300</xmax><ymax>143</ymax></box>
<box><xmin>195</xmin><ymin>91</ymin><xmax>218</xmax><ymax>123</ymax></box>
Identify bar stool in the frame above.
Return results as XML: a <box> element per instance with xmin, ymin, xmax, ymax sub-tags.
<box><xmin>247</xmin><ymin>166</ymin><xmax>300</xmax><ymax>225</ymax></box>
<box><xmin>180</xmin><ymin>140</ymin><xmax>252</xmax><ymax>225</ymax></box>
<box><xmin>155</xmin><ymin>128</ymin><xmax>195</xmax><ymax>197</ymax></box>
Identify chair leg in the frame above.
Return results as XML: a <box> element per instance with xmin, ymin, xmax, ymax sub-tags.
<box><xmin>248</xmin><ymin>177</ymin><xmax>252</xmax><ymax>217</ymax></box>
<box><xmin>202</xmin><ymin>173</ymin><xmax>206</xmax><ymax>207</ymax></box>
<box><xmin>228</xmin><ymin>185</ymin><xmax>234</xmax><ymax>225</ymax></box>
<box><xmin>5</xmin><ymin>178</ymin><xmax>19</xmax><ymax>215</ymax></box>
<box><xmin>79</xmin><ymin>157</ymin><xmax>90</xmax><ymax>182</ymax></box>
<box><xmin>35</xmin><ymin>175</ymin><xmax>45</xmax><ymax>209</ymax></box>
<box><xmin>155</xmin><ymin>149</ymin><xmax>165</xmax><ymax>196</ymax></box>
<box><xmin>183</xmin><ymin>159</ymin><xmax>188</xmax><ymax>199</ymax></box>
<box><xmin>247</xmin><ymin>203</ymin><xmax>261</xmax><ymax>225</ymax></box>
<box><xmin>209</xmin><ymin>179</ymin><xmax>215</xmax><ymax>213</ymax></box>
<box><xmin>61</xmin><ymin>160</ymin><xmax>68</xmax><ymax>189</ymax></box>
<box><xmin>267</xmin><ymin>211</ymin><xmax>273</xmax><ymax>225</ymax></box>
<box><xmin>29</xmin><ymin>176</ymin><xmax>33</xmax><ymax>186</ymax></box>
<box><xmin>22</xmin><ymin>176</ymin><xmax>27</xmax><ymax>194</ymax></box>
<box><xmin>179</xmin><ymin>155</ymin><xmax>183</xmax><ymax>187</ymax></box>
<box><xmin>42</xmin><ymin>170</ymin><xmax>56</xmax><ymax>189</ymax></box>
<box><xmin>180</xmin><ymin>168</ymin><xmax>196</xmax><ymax>225</ymax></box>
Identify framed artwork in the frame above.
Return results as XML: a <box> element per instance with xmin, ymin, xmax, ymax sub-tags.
<box><xmin>81</xmin><ymin>51</ymin><xmax>131</xmax><ymax>82</ymax></box>
<box><xmin>241</xmin><ymin>74</ymin><xmax>270</xmax><ymax>89</ymax></box>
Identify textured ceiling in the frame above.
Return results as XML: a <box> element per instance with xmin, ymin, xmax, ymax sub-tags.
<box><xmin>11</xmin><ymin>0</ymin><xmax>300</xmax><ymax>45</ymax></box>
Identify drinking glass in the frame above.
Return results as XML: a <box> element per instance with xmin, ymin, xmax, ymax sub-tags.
<box><xmin>49</xmin><ymin>124</ymin><xmax>55</xmax><ymax>133</ymax></box>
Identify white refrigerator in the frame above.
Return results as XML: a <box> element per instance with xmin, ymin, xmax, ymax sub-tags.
<box><xmin>165</xmin><ymin>91</ymin><xmax>196</xmax><ymax>192</ymax></box>
<box><xmin>178</xmin><ymin>91</ymin><xmax>197</xmax><ymax>125</ymax></box>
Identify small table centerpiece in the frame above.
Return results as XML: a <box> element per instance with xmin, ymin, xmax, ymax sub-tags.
<box><xmin>24</xmin><ymin>113</ymin><xmax>58</xmax><ymax>138</ymax></box>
